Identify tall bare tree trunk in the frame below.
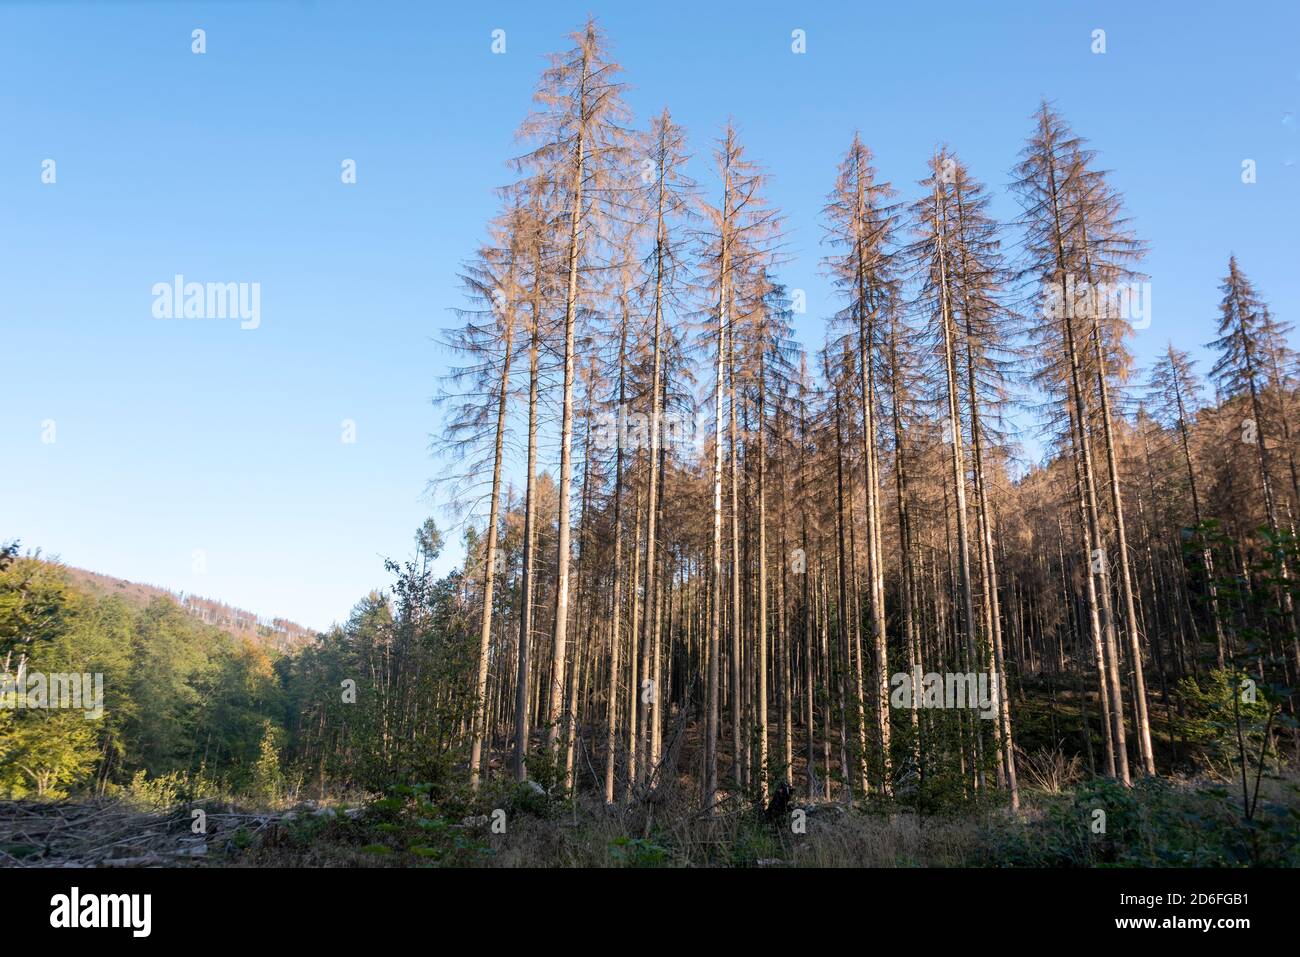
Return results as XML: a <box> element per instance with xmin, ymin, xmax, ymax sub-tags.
<box><xmin>545</xmin><ymin>44</ymin><xmax>590</xmax><ymax>761</ymax></box>
<box><xmin>514</xmin><ymin>295</ymin><xmax>542</xmax><ymax>783</ymax></box>
<box><xmin>469</xmin><ymin>324</ymin><xmax>514</xmax><ymax>790</ymax></box>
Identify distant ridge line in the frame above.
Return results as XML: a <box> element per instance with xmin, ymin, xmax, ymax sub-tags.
<box><xmin>60</xmin><ymin>564</ymin><xmax>317</xmax><ymax>652</ymax></box>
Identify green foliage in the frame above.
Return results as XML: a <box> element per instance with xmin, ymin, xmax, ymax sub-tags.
<box><xmin>0</xmin><ymin>556</ymin><xmax>289</xmax><ymax>800</ymax></box>
<box><xmin>1175</xmin><ymin>669</ymin><xmax>1276</xmax><ymax>779</ymax></box>
<box><xmin>0</xmin><ymin>535</ymin><xmax>474</xmax><ymax>806</ymax></box>
<box><xmin>891</xmin><ymin>709</ymin><xmax>1003</xmax><ymax>814</ymax></box>
<box><xmin>123</xmin><ymin>768</ymin><xmax>224</xmax><ymax>809</ymax></box>
<box><xmin>993</xmin><ymin>775</ymin><xmax>1300</xmax><ymax>867</ymax></box>
<box><xmin>281</xmin><ymin>544</ymin><xmax>476</xmax><ymax>797</ymax></box>
<box><xmin>0</xmin><ymin>709</ymin><xmax>98</xmax><ymax>799</ymax></box>
<box><xmin>724</xmin><ymin>812</ymin><xmax>784</xmax><ymax>867</ymax></box>
<box><xmin>608</xmin><ymin>835</ymin><xmax>670</xmax><ymax>867</ymax></box>
<box><xmin>504</xmin><ymin>781</ymin><xmax>555</xmax><ymax>818</ymax></box>
<box><xmin>285</xmin><ymin>779</ymin><xmax>498</xmax><ymax>866</ymax></box>
<box><xmin>251</xmin><ymin>720</ymin><xmax>284</xmax><ymax>804</ymax></box>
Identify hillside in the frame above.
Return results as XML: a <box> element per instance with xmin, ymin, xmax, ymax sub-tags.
<box><xmin>59</xmin><ymin>564</ymin><xmax>316</xmax><ymax>653</ymax></box>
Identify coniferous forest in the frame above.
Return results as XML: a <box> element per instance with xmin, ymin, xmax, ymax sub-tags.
<box><xmin>3</xmin><ymin>10</ymin><xmax>1299</xmax><ymax>901</ymax></box>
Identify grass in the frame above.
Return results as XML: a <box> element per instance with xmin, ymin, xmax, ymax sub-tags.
<box><xmin>201</xmin><ymin>763</ymin><xmax>1300</xmax><ymax>868</ymax></box>
<box><xmin>5</xmin><ymin>769</ymin><xmax>1297</xmax><ymax>868</ymax></box>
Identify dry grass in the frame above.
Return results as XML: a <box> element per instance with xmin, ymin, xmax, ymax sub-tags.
<box><xmin>6</xmin><ymin>764</ymin><xmax>1298</xmax><ymax>868</ymax></box>
<box><xmin>431</xmin><ymin>788</ymin><xmax>1006</xmax><ymax>868</ymax></box>
<box><xmin>1016</xmin><ymin>744</ymin><xmax>1084</xmax><ymax>794</ymax></box>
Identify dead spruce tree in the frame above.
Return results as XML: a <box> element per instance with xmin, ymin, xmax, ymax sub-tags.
<box><xmin>1209</xmin><ymin>257</ymin><xmax>1300</xmax><ymax>668</ymax></box>
<box><xmin>697</xmin><ymin>122</ymin><xmax>780</xmax><ymax>807</ymax></box>
<box><xmin>907</xmin><ymin>148</ymin><xmax>1020</xmax><ymax>807</ymax></box>
<box><xmin>437</xmin><ymin>199</ymin><xmax>530</xmax><ymax>791</ymax></box>
<box><xmin>629</xmin><ymin>108</ymin><xmax>695</xmax><ymax>796</ymax></box>
<box><xmin>822</xmin><ymin>133</ymin><xmax>899</xmax><ymax>793</ymax></box>
<box><xmin>1012</xmin><ymin>103</ymin><xmax>1151</xmax><ymax>783</ymax></box>
<box><xmin>1146</xmin><ymin>344</ymin><xmax>1227</xmax><ymax>667</ymax></box>
<box><xmin>423</xmin><ymin>21</ymin><xmax>1300</xmax><ymax>809</ymax></box>
<box><xmin>515</xmin><ymin>18</ymin><xmax>633</xmax><ymax>764</ymax></box>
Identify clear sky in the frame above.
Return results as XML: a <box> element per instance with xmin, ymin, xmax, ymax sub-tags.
<box><xmin>3</xmin><ymin>1</ymin><xmax>1297</xmax><ymax>631</ymax></box>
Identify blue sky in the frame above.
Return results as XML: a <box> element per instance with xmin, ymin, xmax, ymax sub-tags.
<box><xmin>2</xmin><ymin>1</ymin><xmax>1297</xmax><ymax>631</ymax></box>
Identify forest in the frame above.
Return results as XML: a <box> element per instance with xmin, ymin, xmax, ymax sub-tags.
<box><xmin>3</xmin><ymin>18</ymin><xmax>1299</xmax><ymax>869</ymax></box>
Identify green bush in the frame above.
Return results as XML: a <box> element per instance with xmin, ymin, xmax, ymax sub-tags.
<box><xmin>1174</xmin><ymin>669</ymin><xmax>1276</xmax><ymax>779</ymax></box>
<box><xmin>992</xmin><ymin>775</ymin><xmax>1300</xmax><ymax>867</ymax></box>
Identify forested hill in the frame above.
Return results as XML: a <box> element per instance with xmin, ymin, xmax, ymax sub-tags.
<box><xmin>0</xmin><ymin>549</ymin><xmax>334</xmax><ymax>801</ymax></box>
<box><xmin>60</xmin><ymin>564</ymin><xmax>314</xmax><ymax>653</ymax></box>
